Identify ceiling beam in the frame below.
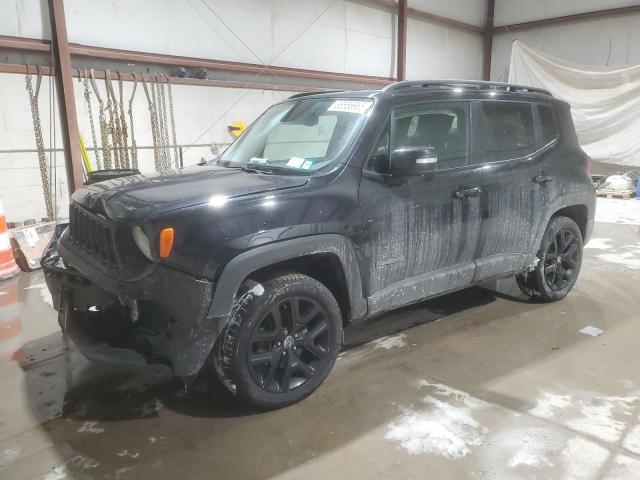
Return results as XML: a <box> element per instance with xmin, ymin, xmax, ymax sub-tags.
<box><xmin>494</xmin><ymin>4</ymin><xmax>640</xmax><ymax>33</ymax></box>
<box><xmin>0</xmin><ymin>35</ymin><xmax>394</xmax><ymax>86</ymax></box>
<box><xmin>0</xmin><ymin>35</ymin><xmax>50</xmax><ymax>52</ymax></box>
<box><xmin>357</xmin><ymin>0</ymin><xmax>483</xmax><ymax>34</ymax></box>
<box><xmin>406</xmin><ymin>7</ymin><xmax>483</xmax><ymax>33</ymax></box>
<box><xmin>0</xmin><ymin>62</ymin><xmax>339</xmax><ymax>93</ymax></box>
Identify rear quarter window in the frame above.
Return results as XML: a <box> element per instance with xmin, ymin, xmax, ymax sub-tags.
<box><xmin>538</xmin><ymin>104</ymin><xmax>557</xmax><ymax>147</ymax></box>
<box><xmin>476</xmin><ymin>101</ymin><xmax>535</xmax><ymax>163</ymax></box>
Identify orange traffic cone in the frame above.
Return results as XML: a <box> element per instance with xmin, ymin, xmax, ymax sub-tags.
<box><xmin>0</xmin><ymin>196</ymin><xmax>20</xmax><ymax>280</ymax></box>
<box><xmin>0</xmin><ymin>276</ymin><xmax>21</xmax><ymax>361</ymax></box>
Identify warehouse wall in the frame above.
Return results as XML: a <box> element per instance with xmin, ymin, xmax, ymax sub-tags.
<box><xmin>491</xmin><ymin>0</ymin><xmax>640</xmax><ymax>80</ymax></box>
<box><xmin>0</xmin><ymin>72</ymin><xmax>294</xmax><ymax>221</ymax></box>
<box><xmin>2</xmin><ymin>0</ymin><xmax>485</xmax><ymax>79</ymax></box>
<box><xmin>0</xmin><ymin>0</ymin><xmax>486</xmax><ymax>222</ymax></box>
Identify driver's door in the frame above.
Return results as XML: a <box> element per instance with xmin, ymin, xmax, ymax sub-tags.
<box><xmin>359</xmin><ymin>100</ymin><xmax>483</xmax><ymax>315</ymax></box>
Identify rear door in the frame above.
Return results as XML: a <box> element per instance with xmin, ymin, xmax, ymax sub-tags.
<box><xmin>472</xmin><ymin>100</ymin><xmax>556</xmax><ymax>281</ymax></box>
<box><xmin>359</xmin><ymin>100</ymin><xmax>484</xmax><ymax>314</ymax></box>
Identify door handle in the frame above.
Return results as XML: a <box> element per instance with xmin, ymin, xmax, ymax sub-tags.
<box><xmin>533</xmin><ymin>174</ymin><xmax>553</xmax><ymax>184</ymax></box>
<box><xmin>454</xmin><ymin>187</ymin><xmax>482</xmax><ymax>199</ymax></box>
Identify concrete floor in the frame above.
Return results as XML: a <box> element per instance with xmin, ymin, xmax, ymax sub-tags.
<box><xmin>1</xmin><ymin>198</ymin><xmax>640</xmax><ymax>480</ymax></box>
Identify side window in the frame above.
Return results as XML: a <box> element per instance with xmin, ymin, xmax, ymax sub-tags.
<box><xmin>368</xmin><ymin>124</ymin><xmax>391</xmax><ymax>174</ymax></box>
<box><xmin>538</xmin><ymin>104</ymin><xmax>557</xmax><ymax>146</ymax></box>
<box><xmin>392</xmin><ymin>101</ymin><xmax>470</xmax><ymax>170</ymax></box>
<box><xmin>476</xmin><ymin>101</ymin><xmax>535</xmax><ymax>163</ymax></box>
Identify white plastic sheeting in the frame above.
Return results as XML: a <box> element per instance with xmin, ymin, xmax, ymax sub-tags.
<box><xmin>508</xmin><ymin>40</ymin><xmax>640</xmax><ymax>166</ymax></box>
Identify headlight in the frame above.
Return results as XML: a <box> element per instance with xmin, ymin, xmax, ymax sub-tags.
<box><xmin>132</xmin><ymin>225</ymin><xmax>153</xmax><ymax>260</ymax></box>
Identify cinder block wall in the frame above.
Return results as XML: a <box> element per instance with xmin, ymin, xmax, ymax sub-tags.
<box><xmin>0</xmin><ymin>0</ymin><xmax>487</xmax><ymax>222</ymax></box>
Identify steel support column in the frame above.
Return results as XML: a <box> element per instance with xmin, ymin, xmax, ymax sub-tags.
<box><xmin>48</xmin><ymin>0</ymin><xmax>84</xmax><ymax>193</ymax></box>
<box><xmin>397</xmin><ymin>0</ymin><xmax>408</xmax><ymax>80</ymax></box>
<box><xmin>482</xmin><ymin>0</ymin><xmax>495</xmax><ymax>81</ymax></box>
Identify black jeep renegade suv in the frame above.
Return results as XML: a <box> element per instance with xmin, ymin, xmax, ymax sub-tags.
<box><xmin>43</xmin><ymin>80</ymin><xmax>596</xmax><ymax>409</ymax></box>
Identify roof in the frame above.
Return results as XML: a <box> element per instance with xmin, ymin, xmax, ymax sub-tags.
<box><xmin>288</xmin><ymin>79</ymin><xmax>552</xmax><ymax>101</ymax></box>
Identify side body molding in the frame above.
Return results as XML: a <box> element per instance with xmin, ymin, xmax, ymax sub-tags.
<box><xmin>208</xmin><ymin>234</ymin><xmax>368</xmax><ymax>321</ymax></box>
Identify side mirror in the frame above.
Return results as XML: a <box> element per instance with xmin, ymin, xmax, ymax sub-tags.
<box><xmin>390</xmin><ymin>146</ymin><xmax>437</xmax><ymax>176</ymax></box>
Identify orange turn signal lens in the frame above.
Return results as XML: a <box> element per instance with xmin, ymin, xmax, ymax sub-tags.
<box><xmin>159</xmin><ymin>227</ymin><xmax>174</xmax><ymax>258</ymax></box>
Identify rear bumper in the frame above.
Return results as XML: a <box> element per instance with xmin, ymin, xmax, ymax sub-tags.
<box><xmin>42</xmin><ymin>224</ymin><xmax>224</xmax><ymax>377</ymax></box>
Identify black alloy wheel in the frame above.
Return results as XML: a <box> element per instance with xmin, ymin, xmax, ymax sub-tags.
<box><xmin>213</xmin><ymin>273</ymin><xmax>342</xmax><ymax>410</ymax></box>
<box><xmin>248</xmin><ymin>296</ymin><xmax>330</xmax><ymax>393</ymax></box>
<box><xmin>543</xmin><ymin>229</ymin><xmax>580</xmax><ymax>291</ymax></box>
<box><xmin>515</xmin><ymin>215</ymin><xmax>583</xmax><ymax>302</ymax></box>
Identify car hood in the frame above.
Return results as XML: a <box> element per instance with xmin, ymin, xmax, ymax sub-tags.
<box><xmin>72</xmin><ymin>165</ymin><xmax>310</xmax><ymax>222</ymax></box>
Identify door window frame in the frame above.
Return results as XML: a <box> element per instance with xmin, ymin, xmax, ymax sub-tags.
<box><xmin>364</xmin><ymin>99</ymin><xmax>478</xmax><ymax>176</ymax></box>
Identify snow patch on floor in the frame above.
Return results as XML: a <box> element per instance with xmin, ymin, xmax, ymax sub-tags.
<box><xmin>562</xmin><ymin>436</ymin><xmax>610</xmax><ymax>480</ymax></box>
<box><xmin>371</xmin><ymin>333</ymin><xmax>407</xmax><ymax>350</ymax></box>
<box><xmin>607</xmin><ymin>454</ymin><xmax>640</xmax><ymax>480</ymax></box>
<box><xmin>529</xmin><ymin>392</ymin><xmax>573</xmax><ymax>419</ymax></box>
<box><xmin>42</xmin><ymin>466</ymin><xmax>66</xmax><ymax>480</ymax></box>
<box><xmin>622</xmin><ymin>423</ymin><xmax>640</xmax><ymax>455</ymax></box>
<box><xmin>566</xmin><ymin>396</ymin><xmax>637</xmax><ymax>443</ymax></box>
<box><xmin>529</xmin><ymin>390</ymin><xmax>640</xmax><ymax>444</ymax></box>
<box><xmin>597</xmin><ymin>251</ymin><xmax>640</xmax><ymax>270</ymax></box>
<box><xmin>478</xmin><ymin>426</ymin><xmax>562</xmax><ymax>478</ymax></box>
<box><xmin>77</xmin><ymin>421</ymin><xmax>105</xmax><ymax>434</ymax></box>
<box><xmin>24</xmin><ymin>282</ymin><xmax>53</xmax><ymax>306</ymax></box>
<box><xmin>596</xmin><ymin>198</ymin><xmax>640</xmax><ymax>225</ymax></box>
<box><xmin>385</xmin><ymin>380</ymin><xmax>487</xmax><ymax>458</ymax></box>
<box><xmin>585</xmin><ymin>237</ymin><xmax>614</xmax><ymax>250</ymax></box>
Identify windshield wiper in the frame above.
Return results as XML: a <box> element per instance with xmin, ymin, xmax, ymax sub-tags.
<box><xmin>241</xmin><ymin>165</ymin><xmax>273</xmax><ymax>174</ymax></box>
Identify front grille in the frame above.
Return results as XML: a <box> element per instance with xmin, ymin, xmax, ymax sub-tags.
<box><xmin>68</xmin><ymin>204</ymin><xmax>118</xmax><ymax>267</ymax></box>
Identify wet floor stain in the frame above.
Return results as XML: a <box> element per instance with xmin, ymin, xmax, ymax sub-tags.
<box><xmin>0</xmin><ymin>222</ymin><xmax>639</xmax><ymax>479</ymax></box>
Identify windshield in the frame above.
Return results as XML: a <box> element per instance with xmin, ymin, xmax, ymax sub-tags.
<box><xmin>218</xmin><ymin>98</ymin><xmax>372</xmax><ymax>174</ymax></box>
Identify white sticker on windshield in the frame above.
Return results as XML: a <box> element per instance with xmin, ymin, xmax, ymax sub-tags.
<box><xmin>249</xmin><ymin>157</ymin><xmax>268</xmax><ymax>164</ymax></box>
<box><xmin>301</xmin><ymin>160</ymin><xmax>313</xmax><ymax>170</ymax></box>
<box><xmin>287</xmin><ymin>157</ymin><xmax>305</xmax><ymax>168</ymax></box>
<box><xmin>328</xmin><ymin>100</ymin><xmax>371</xmax><ymax>114</ymax></box>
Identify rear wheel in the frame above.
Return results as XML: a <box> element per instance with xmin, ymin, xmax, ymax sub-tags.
<box><xmin>516</xmin><ymin>216</ymin><xmax>583</xmax><ymax>302</ymax></box>
<box><xmin>214</xmin><ymin>273</ymin><xmax>342</xmax><ymax>410</ymax></box>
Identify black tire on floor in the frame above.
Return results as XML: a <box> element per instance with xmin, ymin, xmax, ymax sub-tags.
<box><xmin>213</xmin><ymin>273</ymin><xmax>342</xmax><ymax>410</ymax></box>
<box><xmin>516</xmin><ymin>215</ymin><xmax>583</xmax><ymax>302</ymax></box>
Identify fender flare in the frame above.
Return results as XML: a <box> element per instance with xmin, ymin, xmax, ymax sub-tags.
<box><xmin>208</xmin><ymin>234</ymin><xmax>368</xmax><ymax>321</ymax></box>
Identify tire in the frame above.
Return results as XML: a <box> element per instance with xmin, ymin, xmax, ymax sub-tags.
<box><xmin>213</xmin><ymin>273</ymin><xmax>342</xmax><ymax>410</ymax></box>
<box><xmin>516</xmin><ymin>215</ymin><xmax>583</xmax><ymax>302</ymax></box>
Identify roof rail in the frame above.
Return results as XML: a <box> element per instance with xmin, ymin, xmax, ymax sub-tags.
<box><xmin>288</xmin><ymin>90</ymin><xmax>345</xmax><ymax>99</ymax></box>
<box><xmin>383</xmin><ymin>79</ymin><xmax>551</xmax><ymax>96</ymax></box>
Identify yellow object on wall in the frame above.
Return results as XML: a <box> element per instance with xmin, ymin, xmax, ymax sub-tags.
<box><xmin>227</xmin><ymin>120</ymin><xmax>247</xmax><ymax>138</ymax></box>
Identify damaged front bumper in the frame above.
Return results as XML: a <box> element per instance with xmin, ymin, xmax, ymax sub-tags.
<box><xmin>42</xmin><ymin>224</ymin><xmax>223</xmax><ymax>377</ymax></box>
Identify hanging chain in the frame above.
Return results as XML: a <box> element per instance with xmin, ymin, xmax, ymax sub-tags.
<box><xmin>25</xmin><ymin>65</ymin><xmax>54</xmax><ymax>219</ymax></box>
<box><xmin>165</xmin><ymin>75</ymin><xmax>179</xmax><ymax>168</ymax></box>
<box><xmin>161</xmin><ymin>76</ymin><xmax>172</xmax><ymax>169</ymax></box>
<box><xmin>105</xmin><ymin>71</ymin><xmax>122</xmax><ymax>168</ymax></box>
<box><xmin>155</xmin><ymin>76</ymin><xmax>169</xmax><ymax>169</ymax></box>
<box><xmin>142</xmin><ymin>75</ymin><xmax>161</xmax><ymax>170</ymax></box>
<box><xmin>81</xmin><ymin>68</ymin><xmax>101</xmax><ymax>169</ymax></box>
<box><xmin>128</xmin><ymin>74</ymin><xmax>138</xmax><ymax>169</ymax></box>
<box><xmin>117</xmin><ymin>73</ymin><xmax>130</xmax><ymax>169</ymax></box>
<box><xmin>90</xmin><ymin>69</ymin><xmax>112</xmax><ymax>168</ymax></box>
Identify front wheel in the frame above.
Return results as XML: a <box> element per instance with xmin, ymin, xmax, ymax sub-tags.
<box><xmin>213</xmin><ymin>273</ymin><xmax>342</xmax><ymax>410</ymax></box>
<box><xmin>516</xmin><ymin>216</ymin><xmax>583</xmax><ymax>302</ymax></box>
